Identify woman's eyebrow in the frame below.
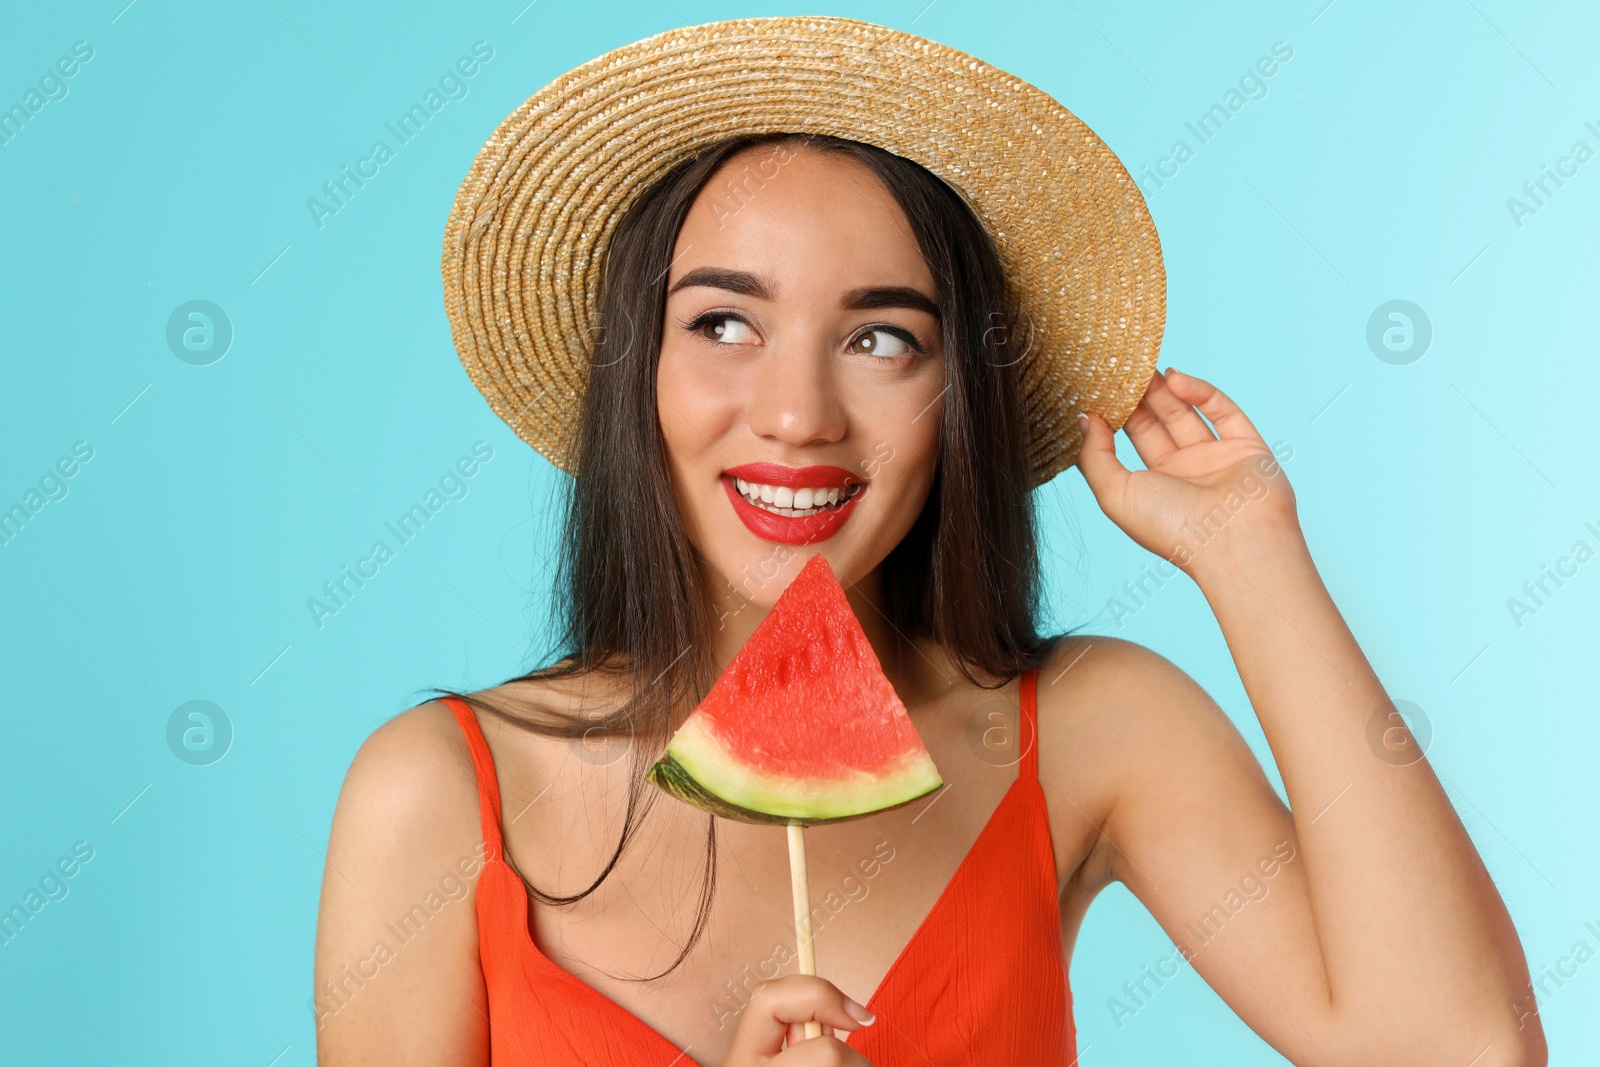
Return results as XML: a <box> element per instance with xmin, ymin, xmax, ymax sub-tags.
<box><xmin>841</xmin><ymin>285</ymin><xmax>939</xmax><ymax>320</ymax></box>
<box><xmin>667</xmin><ymin>267</ymin><xmax>939</xmax><ymax>320</ymax></box>
<box><xmin>667</xmin><ymin>266</ymin><xmax>777</xmax><ymax>300</ymax></box>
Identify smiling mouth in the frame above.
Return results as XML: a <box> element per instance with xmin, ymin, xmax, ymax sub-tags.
<box><xmin>729</xmin><ymin>477</ymin><xmax>866</xmax><ymax>518</ymax></box>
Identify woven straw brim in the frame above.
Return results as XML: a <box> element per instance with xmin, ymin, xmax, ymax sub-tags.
<box><xmin>441</xmin><ymin>15</ymin><xmax>1165</xmax><ymax>486</ymax></box>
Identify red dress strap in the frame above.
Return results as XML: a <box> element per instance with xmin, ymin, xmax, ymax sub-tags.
<box><xmin>1019</xmin><ymin>666</ymin><xmax>1040</xmax><ymax>782</ymax></box>
<box><xmin>442</xmin><ymin>696</ymin><xmax>505</xmax><ymax>858</ymax></box>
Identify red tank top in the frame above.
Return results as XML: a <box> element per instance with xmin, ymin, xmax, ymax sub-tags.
<box><xmin>443</xmin><ymin>666</ymin><xmax>1076</xmax><ymax>1064</ymax></box>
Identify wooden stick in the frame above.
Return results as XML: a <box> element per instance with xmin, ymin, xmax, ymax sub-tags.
<box><xmin>786</xmin><ymin>821</ymin><xmax>824</xmax><ymax>1040</ymax></box>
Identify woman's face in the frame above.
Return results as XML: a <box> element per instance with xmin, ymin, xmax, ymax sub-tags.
<box><xmin>657</xmin><ymin>143</ymin><xmax>947</xmax><ymax>608</ymax></box>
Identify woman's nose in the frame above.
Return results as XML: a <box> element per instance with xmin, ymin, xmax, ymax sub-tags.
<box><xmin>745</xmin><ymin>336</ymin><xmax>848</xmax><ymax>448</ymax></box>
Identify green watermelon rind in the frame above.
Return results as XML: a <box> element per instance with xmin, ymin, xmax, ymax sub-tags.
<box><xmin>651</xmin><ymin>715</ymin><xmax>943</xmax><ymax>825</ymax></box>
<box><xmin>648</xmin><ymin>752</ymin><xmax>943</xmax><ymax>826</ymax></box>
<box><xmin>648</xmin><ymin>755</ymin><xmax>801</xmax><ymax>825</ymax></box>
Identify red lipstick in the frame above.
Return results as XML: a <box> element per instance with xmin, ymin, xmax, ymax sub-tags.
<box><xmin>722</xmin><ymin>463</ymin><xmax>866</xmax><ymax>545</ymax></box>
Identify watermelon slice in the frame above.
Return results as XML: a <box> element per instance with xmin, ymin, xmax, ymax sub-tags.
<box><xmin>648</xmin><ymin>554</ymin><xmax>942</xmax><ymax>825</ymax></box>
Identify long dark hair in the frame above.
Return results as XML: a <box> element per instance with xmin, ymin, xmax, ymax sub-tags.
<box><xmin>425</xmin><ymin>131</ymin><xmax>1061</xmax><ymax>979</ymax></box>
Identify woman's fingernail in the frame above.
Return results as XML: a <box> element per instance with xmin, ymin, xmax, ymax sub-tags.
<box><xmin>844</xmin><ymin>998</ymin><xmax>876</xmax><ymax>1025</ymax></box>
<box><xmin>1076</xmin><ymin>412</ymin><xmax>1089</xmax><ymax>433</ymax></box>
<box><xmin>1165</xmin><ymin>367</ymin><xmax>1181</xmax><ymax>378</ymax></box>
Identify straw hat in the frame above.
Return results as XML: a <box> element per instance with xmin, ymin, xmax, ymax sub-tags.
<box><xmin>441</xmin><ymin>15</ymin><xmax>1165</xmax><ymax>486</ymax></box>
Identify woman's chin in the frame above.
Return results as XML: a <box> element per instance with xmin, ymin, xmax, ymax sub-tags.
<box><xmin>703</xmin><ymin>542</ymin><xmax>811</xmax><ymax>604</ymax></box>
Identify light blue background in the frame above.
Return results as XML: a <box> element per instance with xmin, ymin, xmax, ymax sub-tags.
<box><xmin>2</xmin><ymin>1</ymin><xmax>1595</xmax><ymax>1063</ymax></box>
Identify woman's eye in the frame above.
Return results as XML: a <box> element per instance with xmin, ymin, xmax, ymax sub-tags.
<box><xmin>695</xmin><ymin>314</ymin><xmax>757</xmax><ymax>345</ymax></box>
<box><xmin>850</xmin><ymin>327</ymin><xmax>920</xmax><ymax>358</ymax></box>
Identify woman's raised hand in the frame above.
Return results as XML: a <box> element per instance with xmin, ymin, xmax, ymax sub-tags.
<box><xmin>1075</xmin><ymin>367</ymin><xmax>1301</xmax><ymax>576</ymax></box>
<box><xmin>720</xmin><ymin>975</ymin><xmax>877</xmax><ymax>1066</ymax></box>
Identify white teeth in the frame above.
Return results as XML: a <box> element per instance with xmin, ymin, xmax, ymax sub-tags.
<box><xmin>731</xmin><ymin>478</ymin><xmax>860</xmax><ymax>516</ymax></box>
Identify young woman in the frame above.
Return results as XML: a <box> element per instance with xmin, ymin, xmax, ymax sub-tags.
<box><xmin>314</xmin><ymin>19</ymin><xmax>1543</xmax><ymax>1067</ymax></box>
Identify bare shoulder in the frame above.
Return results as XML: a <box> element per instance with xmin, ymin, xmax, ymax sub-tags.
<box><xmin>324</xmin><ymin>673</ymin><xmax>598</xmax><ymax>876</ymax></box>
<box><xmin>332</xmin><ymin>700</ymin><xmax>486</xmax><ymax>860</ymax></box>
<box><xmin>1034</xmin><ymin>633</ymin><xmax>1233</xmax><ymax>732</ymax></box>
<box><xmin>1030</xmin><ymin>633</ymin><xmax>1280</xmax><ymax>895</ymax></box>
<box><xmin>1036</xmin><ymin>630</ymin><xmax>1259</xmax><ymax>740</ymax></box>
<box><xmin>342</xmin><ymin>676</ymin><xmax>599</xmax><ymax>837</ymax></box>
<box><xmin>313</xmin><ymin>699</ymin><xmax>492</xmax><ymax>1062</ymax></box>
<box><xmin>1031</xmin><ymin>635</ymin><xmax>1272</xmax><ymax>886</ymax></box>
<box><xmin>354</xmin><ymin>699</ymin><xmax>480</xmax><ymax>795</ymax></box>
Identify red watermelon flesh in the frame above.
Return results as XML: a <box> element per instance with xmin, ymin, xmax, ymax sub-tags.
<box><xmin>647</xmin><ymin>553</ymin><xmax>942</xmax><ymax>824</ymax></box>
